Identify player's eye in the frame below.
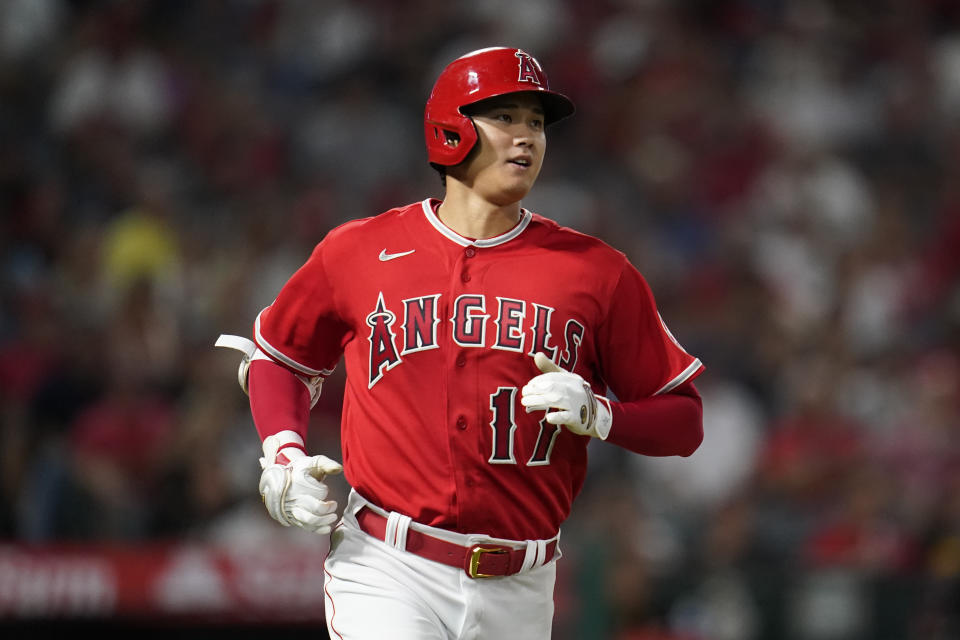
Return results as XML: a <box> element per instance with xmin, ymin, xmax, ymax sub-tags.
<box><xmin>496</xmin><ymin>113</ymin><xmax>513</xmax><ymax>123</ymax></box>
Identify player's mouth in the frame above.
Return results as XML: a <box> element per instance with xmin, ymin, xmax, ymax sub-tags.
<box><xmin>507</xmin><ymin>155</ymin><xmax>533</xmax><ymax>168</ymax></box>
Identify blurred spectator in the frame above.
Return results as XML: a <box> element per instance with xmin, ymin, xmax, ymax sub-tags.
<box><xmin>59</xmin><ymin>328</ymin><xmax>177</xmax><ymax>540</ymax></box>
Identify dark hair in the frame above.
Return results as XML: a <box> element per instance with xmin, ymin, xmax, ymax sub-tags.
<box><xmin>430</xmin><ymin>162</ymin><xmax>447</xmax><ymax>187</ymax></box>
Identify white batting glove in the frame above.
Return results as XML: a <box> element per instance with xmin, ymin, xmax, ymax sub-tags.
<box><xmin>258</xmin><ymin>430</ymin><xmax>343</xmax><ymax>534</ymax></box>
<box><xmin>521</xmin><ymin>353</ymin><xmax>613</xmax><ymax>440</ymax></box>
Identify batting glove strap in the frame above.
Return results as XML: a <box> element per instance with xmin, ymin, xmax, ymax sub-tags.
<box><xmin>594</xmin><ymin>395</ymin><xmax>613</xmax><ymax>440</ymax></box>
<box><xmin>259</xmin><ymin>430</ymin><xmax>307</xmax><ymax>469</ymax></box>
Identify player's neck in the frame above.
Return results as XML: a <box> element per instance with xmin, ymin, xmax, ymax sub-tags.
<box><xmin>437</xmin><ymin>183</ymin><xmax>523</xmax><ymax>240</ymax></box>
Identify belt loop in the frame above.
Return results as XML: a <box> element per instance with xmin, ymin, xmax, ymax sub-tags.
<box><xmin>520</xmin><ymin>539</ymin><xmax>550</xmax><ymax>572</ymax></box>
<box><xmin>520</xmin><ymin>540</ymin><xmax>538</xmax><ymax>572</ymax></box>
<box><xmin>385</xmin><ymin>511</ymin><xmax>412</xmax><ymax>550</ymax></box>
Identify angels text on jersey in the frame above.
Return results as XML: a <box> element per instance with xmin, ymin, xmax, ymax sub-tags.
<box><xmin>366</xmin><ymin>291</ymin><xmax>585</xmax><ymax>389</ymax></box>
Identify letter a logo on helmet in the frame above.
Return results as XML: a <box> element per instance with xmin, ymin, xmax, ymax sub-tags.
<box><xmin>424</xmin><ymin>47</ymin><xmax>575</xmax><ymax>166</ymax></box>
<box><xmin>515</xmin><ymin>51</ymin><xmax>543</xmax><ymax>85</ymax></box>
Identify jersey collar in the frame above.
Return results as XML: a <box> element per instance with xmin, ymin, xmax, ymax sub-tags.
<box><xmin>421</xmin><ymin>199</ymin><xmax>531</xmax><ymax>248</ymax></box>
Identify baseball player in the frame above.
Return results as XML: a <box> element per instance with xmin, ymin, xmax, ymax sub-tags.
<box><xmin>217</xmin><ymin>46</ymin><xmax>704</xmax><ymax>639</ymax></box>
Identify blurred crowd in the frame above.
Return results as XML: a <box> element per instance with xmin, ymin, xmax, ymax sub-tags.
<box><xmin>1</xmin><ymin>1</ymin><xmax>959</xmax><ymax>639</ymax></box>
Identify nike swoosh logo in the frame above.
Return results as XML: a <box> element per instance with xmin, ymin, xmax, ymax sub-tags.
<box><xmin>379</xmin><ymin>249</ymin><xmax>415</xmax><ymax>261</ymax></box>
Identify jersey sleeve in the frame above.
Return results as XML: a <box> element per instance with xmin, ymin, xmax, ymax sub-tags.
<box><xmin>596</xmin><ymin>259</ymin><xmax>703</xmax><ymax>401</ymax></box>
<box><xmin>253</xmin><ymin>238</ymin><xmax>351</xmax><ymax>377</ymax></box>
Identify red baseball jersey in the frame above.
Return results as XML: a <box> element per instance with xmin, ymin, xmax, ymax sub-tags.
<box><xmin>254</xmin><ymin>199</ymin><xmax>703</xmax><ymax>541</ymax></box>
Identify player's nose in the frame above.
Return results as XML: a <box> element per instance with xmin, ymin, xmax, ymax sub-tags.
<box><xmin>514</xmin><ymin>128</ymin><xmax>538</xmax><ymax>147</ymax></box>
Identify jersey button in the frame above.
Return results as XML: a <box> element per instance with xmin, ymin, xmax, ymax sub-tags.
<box><xmin>465</xmin><ymin>478</ymin><xmax>475</xmax><ymax>487</ymax></box>
<box><xmin>456</xmin><ymin>353</ymin><xmax>466</xmax><ymax>367</ymax></box>
<box><xmin>456</xmin><ymin>416</ymin><xmax>467</xmax><ymax>430</ymax></box>
<box><xmin>465</xmin><ymin>247</ymin><xmax>476</xmax><ymax>258</ymax></box>
<box><xmin>461</xmin><ymin>272</ymin><xmax>471</xmax><ymax>283</ymax></box>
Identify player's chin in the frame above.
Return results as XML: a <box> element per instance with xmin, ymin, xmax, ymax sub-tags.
<box><xmin>499</xmin><ymin>171</ymin><xmax>539</xmax><ymax>199</ymax></box>
<box><xmin>492</xmin><ymin>182</ymin><xmax>534</xmax><ymax>205</ymax></box>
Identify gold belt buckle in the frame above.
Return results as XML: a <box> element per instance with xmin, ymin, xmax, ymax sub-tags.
<box><xmin>468</xmin><ymin>545</ymin><xmax>509</xmax><ymax>579</ymax></box>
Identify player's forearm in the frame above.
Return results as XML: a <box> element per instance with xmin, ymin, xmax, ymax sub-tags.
<box><xmin>604</xmin><ymin>382</ymin><xmax>703</xmax><ymax>457</ymax></box>
<box><xmin>248</xmin><ymin>359</ymin><xmax>312</xmax><ymax>447</ymax></box>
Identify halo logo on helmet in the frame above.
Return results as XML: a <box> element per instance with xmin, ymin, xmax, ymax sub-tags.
<box><xmin>424</xmin><ymin>47</ymin><xmax>575</xmax><ymax>167</ymax></box>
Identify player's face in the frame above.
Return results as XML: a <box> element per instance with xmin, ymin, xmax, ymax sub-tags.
<box><xmin>455</xmin><ymin>93</ymin><xmax>546</xmax><ymax>205</ymax></box>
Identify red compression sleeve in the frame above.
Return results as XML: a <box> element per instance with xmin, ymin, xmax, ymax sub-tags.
<box><xmin>247</xmin><ymin>359</ymin><xmax>311</xmax><ymax>444</ymax></box>
<box><xmin>604</xmin><ymin>381</ymin><xmax>703</xmax><ymax>457</ymax></box>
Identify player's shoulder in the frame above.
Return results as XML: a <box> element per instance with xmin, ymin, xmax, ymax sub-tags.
<box><xmin>309</xmin><ymin>202</ymin><xmax>426</xmax><ymax>266</ymax></box>
<box><xmin>324</xmin><ymin>201</ymin><xmax>422</xmax><ymax>243</ymax></box>
<box><xmin>302</xmin><ymin>201</ymin><xmax>424</xmax><ymax>269</ymax></box>
<box><xmin>526</xmin><ymin>211</ymin><xmax>629</xmax><ymax>266</ymax></box>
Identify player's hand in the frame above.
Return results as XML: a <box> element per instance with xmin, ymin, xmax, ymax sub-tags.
<box><xmin>520</xmin><ymin>353</ymin><xmax>612</xmax><ymax>439</ymax></box>
<box><xmin>258</xmin><ymin>430</ymin><xmax>343</xmax><ymax>534</ymax></box>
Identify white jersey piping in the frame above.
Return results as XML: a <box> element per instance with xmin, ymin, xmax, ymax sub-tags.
<box><xmin>420</xmin><ymin>199</ymin><xmax>532</xmax><ymax>247</ymax></box>
<box><xmin>654</xmin><ymin>359</ymin><xmax>704</xmax><ymax>395</ymax></box>
<box><xmin>254</xmin><ymin>309</ymin><xmax>335</xmax><ymax>377</ymax></box>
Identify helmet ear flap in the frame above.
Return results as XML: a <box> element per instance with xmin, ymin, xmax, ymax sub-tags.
<box><xmin>428</xmin><ymin>123</ymin><xmax>459</xmax><ymax>149</ymax></box>
<box><xmin>424</xmin><ymin>115</ymin><xmax>479</xmax><ymax>166</ymax></box>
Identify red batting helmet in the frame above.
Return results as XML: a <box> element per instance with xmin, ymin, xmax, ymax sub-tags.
<box><xmin>424</xmin><ymin>47</ymin><xmax>575</xmax><ymax>166</ymax></box>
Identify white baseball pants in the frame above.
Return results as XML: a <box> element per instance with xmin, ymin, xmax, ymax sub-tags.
<box><xmin>323</xmin><ymin>490</ymin><xmax>557</xmax><ymax>640</ymax></box>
